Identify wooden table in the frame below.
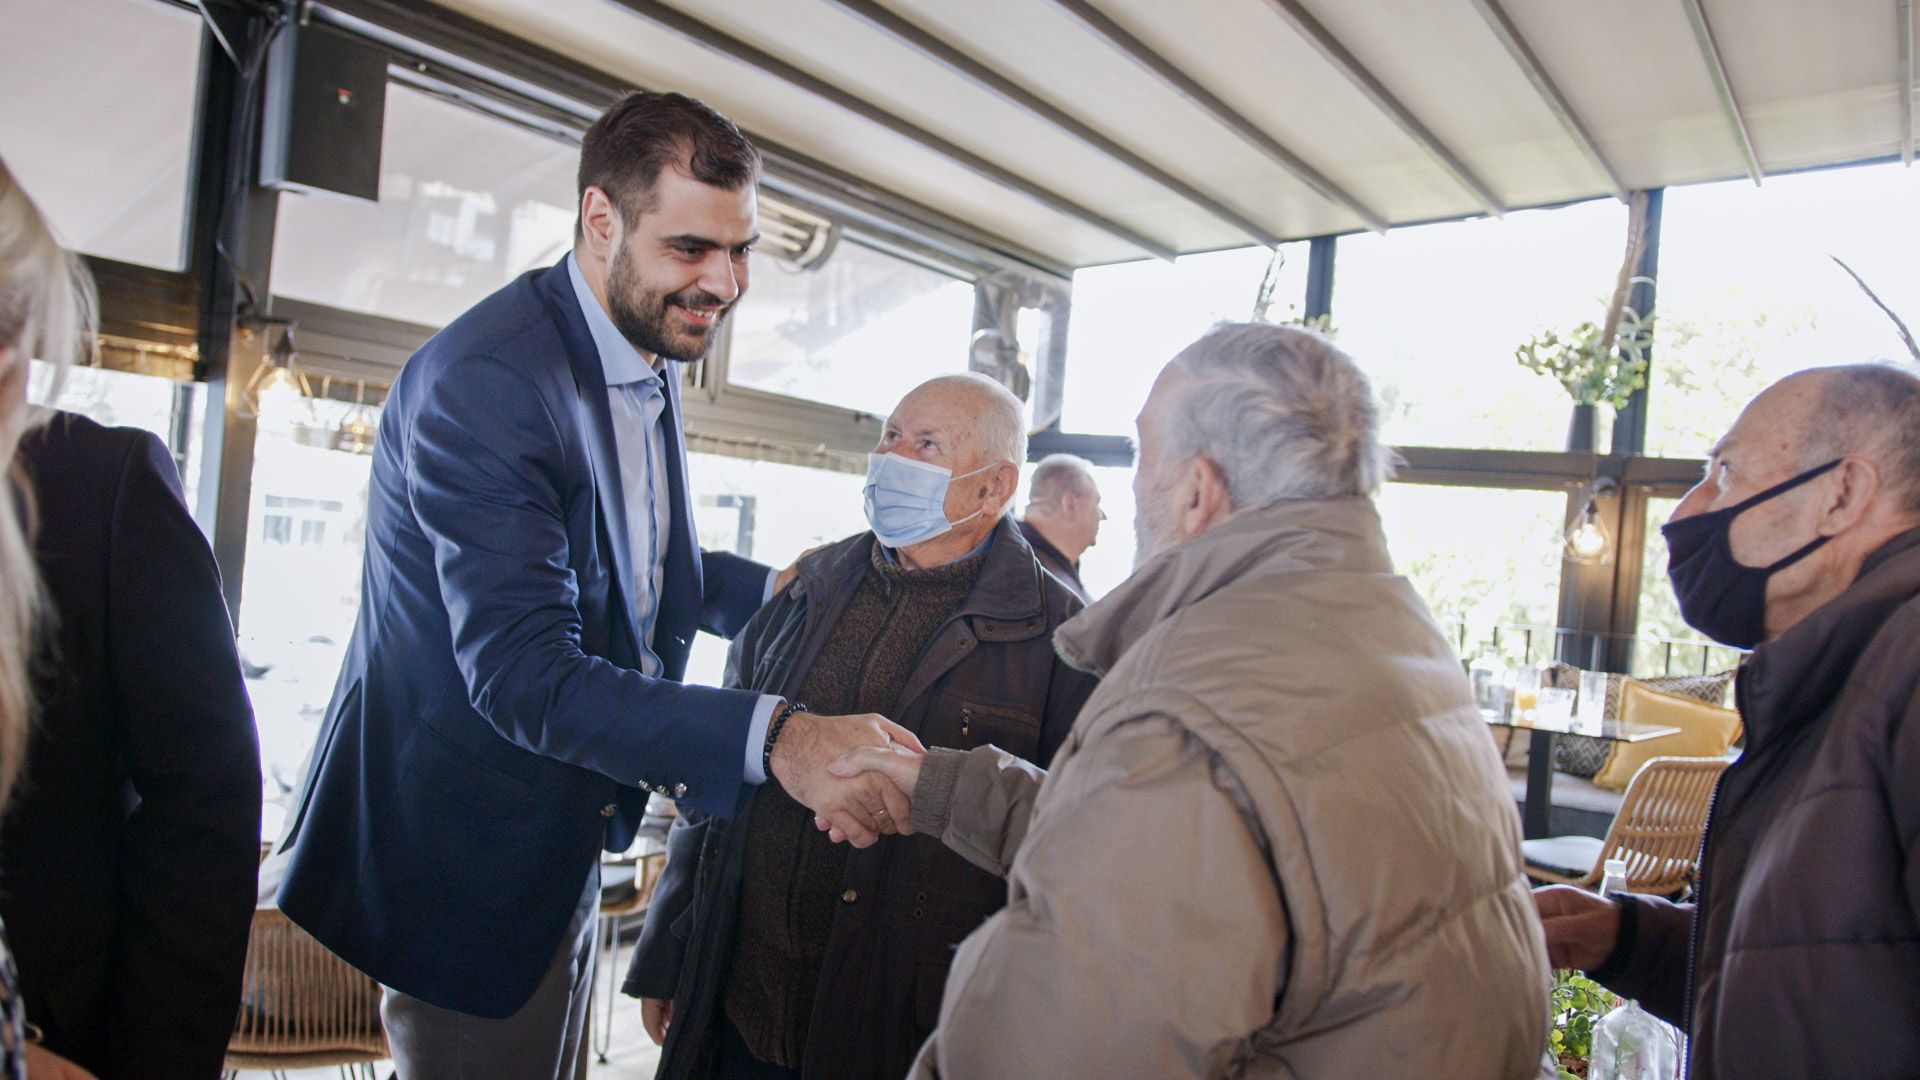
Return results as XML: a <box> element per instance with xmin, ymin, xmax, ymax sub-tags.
<box><xmin>1484</xmin><ymin>709</ymin><xmax>1681</xmax><ymax>838</ymax></box>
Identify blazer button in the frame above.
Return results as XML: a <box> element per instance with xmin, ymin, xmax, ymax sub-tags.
<box><xmin>673</xmin><ymin>783</ymin><xmax>688</xmax><ymax>798</ymax></box>
<box><xmin>841</xmin><ymin>889</ymin><xmax>858</xmax><ymax>903</ymax></box>
<box><xmin>600</xmin><ymin>803</ymin><xmax>617</xmax><ymax>817</ymax></box>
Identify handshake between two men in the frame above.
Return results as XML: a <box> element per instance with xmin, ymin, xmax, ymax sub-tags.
<box><xmin>766</xmin><ymin>707</ymin><xmax>928</xmax><ymax>847</ymax></box>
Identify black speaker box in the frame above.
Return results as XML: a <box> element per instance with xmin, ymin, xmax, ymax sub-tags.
<box><xmin>259</xmin><ymin>22</ymin><xmax>387</xmax><ymax>202</ymax></box>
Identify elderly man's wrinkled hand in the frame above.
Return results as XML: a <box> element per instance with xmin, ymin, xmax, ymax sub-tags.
<box><xmin>770</xmin><ymin>710</ymin><xmax>924</xmax><ymax>847</ymax></box>
<box><xmin>814</xmin><ymin>745</ymin><xmax>925</xmax><ymax>844</ymax></box>
<box><xmin>1533</xmin><ymin>885</ymin><xmax>1623</xmax><ymax>972</ymax></box>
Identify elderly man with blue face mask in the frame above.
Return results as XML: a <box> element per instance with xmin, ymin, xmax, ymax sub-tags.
<box><xmin>1536</xmin><ymin>363</ymin><xmax>1920</xmax><ymax>1080</ymax></box>
<box><xmin>623</xmin><ymin>372</ymin><xmax>1096</xmax><ymax>1080</ymax></box>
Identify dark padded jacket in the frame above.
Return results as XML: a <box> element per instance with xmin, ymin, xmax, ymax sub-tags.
<box><xmin>1595</xmin><ymin>526</ymin><xmax>1920</xmax><ymax>1078</ymax></box>
<box><xmin>623</xmin><ymin>517</ymin><xmax>1096</xmax><ymax>1080</ymax></box>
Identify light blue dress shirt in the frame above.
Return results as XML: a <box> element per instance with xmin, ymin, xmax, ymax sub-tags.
<box><xmin>566</xmin><ymin>254</ymin><xmax>780</xmax><ymax>785</ymax></box>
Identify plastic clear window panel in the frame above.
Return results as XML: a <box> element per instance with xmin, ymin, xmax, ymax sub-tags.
<box><xmin>725</xmin><ymin>240</ymin><xmax>975</xmax><ymax>418</ymax></box>
<box><xmin>29</xmin><ymin>363</ymin><xmax>206</xmax><ymax>519</ymax></box>
<box><xmin>1060</xmin><ymin>244</ymin><xmax>1308</xmax><ymax>437</ymax></box>
<box><xmin>681</xmin><ymin>453</ymin><xmax>871</xmax><ymax>690</ymax></box>
<box><xmin>0</xmin><ymin>0</ymin><xmax>201</xmax><ymax>269</ymax></box>
<box><xmin>1373</xmin><ymin>483</ymin><xmax>1566</xmax><ymax>662</ymax></box>
<box><xmin>1333</xmin><ymin>200</ymin><xmax>1630</xmax><ymax>451</ymax></box>
<box><xmin>236</xmin><ymin>393</ymin><xmax>382</xmax><ymax>838</ymax></box>
<box><xmin>1645</xmin><ymin>162</ymin><xmax>1920</xmax><ymax>458</ymax></box>
<box><xmin>269</xmin><ymin>83</ymin><xmax>578</xmax><ymax>328</ymax></box>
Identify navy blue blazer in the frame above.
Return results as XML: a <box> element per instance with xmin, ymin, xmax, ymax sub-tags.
<box><xmin>279</xmin><ymin>261</ymin><xmax>770</xmax><ymax>1018</ymax></box>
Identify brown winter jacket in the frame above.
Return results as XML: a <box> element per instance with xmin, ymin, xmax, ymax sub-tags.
<box><xmin>909</xmin><ymin>497</ymin><xmax>1552</xmax><ymax>1079</ymax></box>
<box><xmin>1594</xmin><ymin>525</ymin><xmax>1920</xmax><ymax>1078</ymax></box>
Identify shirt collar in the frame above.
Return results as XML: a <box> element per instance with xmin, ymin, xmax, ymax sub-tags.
<box><xmin>566</xmin><ymin>251</ymin><xmax>664</xmax><ymax>389</ymax></box>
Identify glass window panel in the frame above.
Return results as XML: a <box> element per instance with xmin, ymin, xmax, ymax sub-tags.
<box><xmin>1060</xmin><ymin>244</ymin><xmax>1306</xmax><ymax>437</ymax></box>
<box><xmin>1646</xmin><ymin>163</ymin><xmax>1920</xmax><ymax>457</ymax></box>
<box><xmin>681</xmin><ymin>454</ymin><xmax>871</xmax><ymax>689</ymax></box>
<box><xmin>30</xmin><ymin>363</ymin><xmax>206</xmax><ymax>519</ymax></box>
<box><xmin>237</xmin><ymin>395</ymin><xmax>380</xmax><ymax>836</ymax></box>
<box><xmin>0</xmin><ymin>0</ymin><xmax>201</xmax><ymax>269</ymax></box>
<box><xmin>1373</xmin><ymin>483</ymin><xmax>1567</xmax><ymax>655</ymax></box>
<box><xmin>270</xmin><ymin>84</ymin><xmax>578</xmax><ymax>327</ymax></box>
<box><xmin>726</xmin><ymin>241</ymin><xmax>975</xmax><ymax>417</ymax></box>
<box><xmin>1333</xmin><ymin>200</ymin><xmax>1629</xmax><ymax>451</ymax></box>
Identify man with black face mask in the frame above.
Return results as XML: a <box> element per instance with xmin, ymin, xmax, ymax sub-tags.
<box><xmin>1534</xmin><ymin>363</ymin><xmax>1920</xmax><ymax>1080</ymax></box>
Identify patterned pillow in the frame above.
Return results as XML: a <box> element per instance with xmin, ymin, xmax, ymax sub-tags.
<box><xmin>1545</xmin><ymin>664</ymin><xmax>1735</xmax><ymax>777</ymax></box>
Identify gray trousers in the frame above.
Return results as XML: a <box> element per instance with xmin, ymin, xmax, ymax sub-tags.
<box><xmin>381</xmin><ymin>867</ymin><xmax>600</xmax><ymax>1080</ymax></box>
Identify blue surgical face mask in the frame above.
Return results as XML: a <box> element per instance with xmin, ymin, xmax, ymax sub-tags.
<box><xmin>864</xmin><ymin>452</ymin><xmax>993</xmax><ymax>549</ymax></box>
<box><xmin>1662</xmin><ymin>458</ymin><xmax>1842</xmax><ymax>648</ymax></box>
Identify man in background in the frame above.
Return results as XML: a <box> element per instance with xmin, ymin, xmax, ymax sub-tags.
<box><xmin>1536</xmin><ymin>364</ymin><xmax>1920</xmax><ymax>1078</ymax></box>
<box><xmin>1016</xmin><ymin>452</ymin><xmax>1102</xmax><ymax>601</ymax></box>
<box><xmin>631</xmin><ymin>373</ymin><xmax>1095</xmax><ymax>1080</ymax></box>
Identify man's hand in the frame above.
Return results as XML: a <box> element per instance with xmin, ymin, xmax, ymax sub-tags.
<box><xmin>1534</xmin><ymin>885</ymin><xmax>1624</xmax><ymax>971</ymax></box>
<box><xmin>772</xmin><ymin>544</ymin><xmax>830</xmax><ymax>594</ymax></box>
<box><xmin>770</xmin><ymin>711</ymin><xmax>925</xmax><ymax>848</ymax></box>
<box><xmin>815</xmin><ymin>745</ymin><xmax>926</xmax><ymax>844</ymax></box>
<box><xmin>642</xmin><ymin>997</ymin><xmax>673</xmax><ymax>1046</ymax></box>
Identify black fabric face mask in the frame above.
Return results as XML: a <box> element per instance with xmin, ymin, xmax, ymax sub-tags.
<box><xmin>1661</xmin><ymin>458</ymin><xmax>1843</xmax><ymax>649</ymax></box>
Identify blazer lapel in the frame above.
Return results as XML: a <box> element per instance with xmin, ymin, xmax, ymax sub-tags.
<box><xmin>542</xmin><ymin>264</ymin><xmax>644</xmax><ymax>655</ymax></box>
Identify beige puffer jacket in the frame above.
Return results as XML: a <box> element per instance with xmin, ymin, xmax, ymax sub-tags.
<box><xmin>908</xmin><ymin>497</ymin><xmax>1551</xmax><ymax>1079</ymax></box>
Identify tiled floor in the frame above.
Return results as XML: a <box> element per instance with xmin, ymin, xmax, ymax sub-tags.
<box><xmin>232</xmin><ymin>939</ymin><xmax>663</xmax><ymax>1080</ymax></box>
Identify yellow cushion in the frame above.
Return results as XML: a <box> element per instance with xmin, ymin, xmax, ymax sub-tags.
<box><xmin>1591</xmin><ymin>679</ymin><xmax>1743</xmax><ymax>792</ymax></box>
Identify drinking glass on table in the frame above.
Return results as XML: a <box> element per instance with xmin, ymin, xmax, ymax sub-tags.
<box><xmin>1537</xmin><ymin>686</ymin><xmax>1575</xmax><ymax>726</ymax></box>
<box><xmin>1577</xmin><ymin>669</ymin><xmax>1610</xmax><ymax>731</ymax></box>
<box><xmin>1512</xmin><ymin>664</ymin><xmax>1542</xmax><ymax>720</ymax></box>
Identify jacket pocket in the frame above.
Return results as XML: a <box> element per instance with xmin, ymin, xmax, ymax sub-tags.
<box><xmin>945</xmin><ymin>697</ymin><xmax>1040</xmax><ymax>758</ymax></box>
<box><xmin>401</xmin><ymin>717</ymin><xmax>538</xmax><ymax>817</ymax></box>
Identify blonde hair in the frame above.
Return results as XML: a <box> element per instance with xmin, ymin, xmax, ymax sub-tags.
<box><xmin>0</xmin><ymin>156</ymin><xmax>91</xmax><ymax>804</ymax></box>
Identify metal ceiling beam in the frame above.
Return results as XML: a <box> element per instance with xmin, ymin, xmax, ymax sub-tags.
<box><xmin>1900</xmin><ymin>0</ymin><xmax>1915</xmax><ymax>166</ymax></box>
<box><xmin>1680</xmin><ymin>0</ymin><xmax>1764</xmax><ymax>185</ymax></box>
<box><xmin>825</xmin><ymin>0</ymin><xmax>1285</xmax><ymax>248</ymax></box>
<box><xmin>1049</xmin><ymin>0</ymin><xmax>1390</xmax><ymax>233</ymax></box>
<box><xmin>601</xmin><ymin>0</ymin><xmax>1179</xmax><ymax>261</ymax></box>
<box><xmin>1258</xmin><ymin>0</ymin><xmax>1508</xmax><ymax>219</ymax></box>
<box><xmin>1466</xmin><ymin>0</ymin><xmax>1629</xmax><ymax>200</ymax></box>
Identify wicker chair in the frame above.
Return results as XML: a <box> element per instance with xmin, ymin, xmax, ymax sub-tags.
<box><xmin>1523</xmin><ymin>756</ymin><xmax>1729</xmax><ymax>897</ymax></box>
<box><xmin>224</xmin><ymin>905</ymin><xmax>388</xmax><ymax>1078</ymax></box>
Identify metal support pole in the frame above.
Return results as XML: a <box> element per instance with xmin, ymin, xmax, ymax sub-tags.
<box><xmin>188</xmin><ymin>2</ymin><xmax>287</xmax><ymax>621</ymax></box>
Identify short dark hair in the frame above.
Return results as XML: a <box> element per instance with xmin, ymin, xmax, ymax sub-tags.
<box><xmin>576</xmin><ymin>91</ymin><xmax>760</xmax><ymax>234</ymax></box>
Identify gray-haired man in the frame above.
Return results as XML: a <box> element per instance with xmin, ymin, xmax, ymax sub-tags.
<box><xmin>1017</xmin><ymin>453</ymin><xmax>1103</xmax><ymax>601</ymax></box>
<box><xmin>834</xmin><ymin>323</ymin><xmax>1552</xmax><ymax>1078</ymax></box>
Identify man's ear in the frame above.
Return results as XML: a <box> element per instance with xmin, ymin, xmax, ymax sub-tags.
<box><xmin>1819</xmin><ymin>456</ymin><xmax>1882</xmax><ymax>535</ymax></box>
<box><xmin>1179</xmin><ymin>456</ymin><xmax>1234</xmax><ymax>539</ymax></box>
<box><xmin>579</xmin><ymin>186</ymin><xmax>621</xmax><ymax>260</ymax></box>
<box><xmin>985</xmin><ymin>461</ymin><xmax>1020</xmax><ymax>513</ymax></box>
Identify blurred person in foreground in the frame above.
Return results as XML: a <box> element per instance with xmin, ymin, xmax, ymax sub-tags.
<box><xmin>626</xmin><ymin>373</ymin><xmax>1096</xmax><ymax>1079</ymax></box>
<box><xmin>832</xmin><ymin>322</ymin><xmax>1552</xmax><ymax>1078</ymax></box>
<box><xmin>1535</xmin><ymin>364</ymin><xmax>1920</xmax><ymax>1078</ymax></box>
<box><xmin>0</xmin><ymin>155</ymin><xmax>96</xmax><ymax>1080</ymax></box>
<box><xmin>1016</xmin><ymin>452</ymin><xmax>1103</xmax><ymax>601</ymax></box>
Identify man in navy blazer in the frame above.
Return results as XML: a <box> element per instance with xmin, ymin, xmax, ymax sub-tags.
<box><xmin>278</xmin><ymin>92</ymin><xmax>921</xmax><ymax>1080</ymax></box>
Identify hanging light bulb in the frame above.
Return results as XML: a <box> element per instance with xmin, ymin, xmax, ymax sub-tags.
<box><xmin>334</xmin><ymin>380</ymin><xmax>379</xmax><ymax>455</ymax></box>
<box><xmin>1563</xmin><ymin>478</ymin><xmax>1617</xmax><ymax>565</ymax></box>
<box><xmin>240</xmin><ymin>323</ymin><xmax>314</xmax><ymax>420</ymax></box>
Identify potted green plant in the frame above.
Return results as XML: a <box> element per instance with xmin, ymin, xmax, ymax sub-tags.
<box><xmin>1549</xmin><ymin>969</ymin><xmax>1623</xmax><ymax>1078</ymax></box>
<box><xmin>1515</xmin><ymin>193</ymin><xmax>1656</xmax><ymax>452</ymax></box>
